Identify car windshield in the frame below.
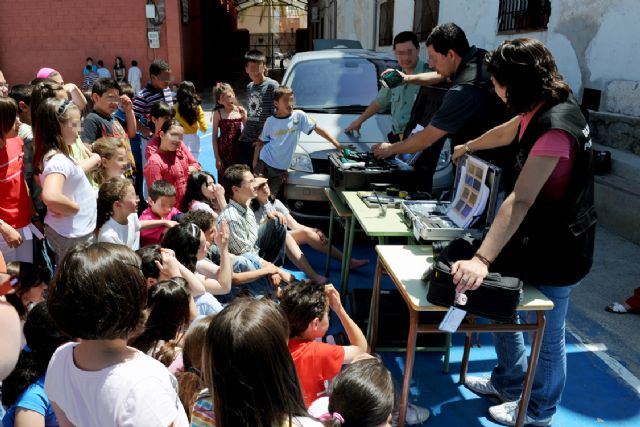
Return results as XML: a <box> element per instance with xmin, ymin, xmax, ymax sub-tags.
<box><xmin>285</xmin><ymin>57</ymin><xmax>396</xmax><ymax>110</ymax></box>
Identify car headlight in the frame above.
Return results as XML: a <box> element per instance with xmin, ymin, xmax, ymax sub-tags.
<box><xmin>290</xmin><ymin>152</ymin><xmax>314</xmax><ymax>172</ymax></box>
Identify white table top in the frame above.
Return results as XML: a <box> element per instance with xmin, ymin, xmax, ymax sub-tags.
<box><xmin>376</xmin><ymin>245</ymin><xmax>555</xmax><ymax>312</ymax></box>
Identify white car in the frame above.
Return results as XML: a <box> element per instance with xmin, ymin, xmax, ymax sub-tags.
<box><xmin>282</xmin><ymin>49</ymin><xmax>452</xmax><ymax>219</ymax></box>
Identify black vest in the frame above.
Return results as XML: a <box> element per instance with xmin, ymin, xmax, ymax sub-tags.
<box><xmin>450</xmin><ymin>48</ymin><xmax>518</xmax><ymax>186</ymax></box>
<box><xmin>492</xmin><ymin>96</ymin><xmax>597</xmax><ymax>285</ymax></box>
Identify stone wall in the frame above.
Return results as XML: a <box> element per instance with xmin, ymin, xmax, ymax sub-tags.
<box><xmin>590</xmin><ymin>112</ymin><xmax>640</xmax><ymax>155</ymax></box>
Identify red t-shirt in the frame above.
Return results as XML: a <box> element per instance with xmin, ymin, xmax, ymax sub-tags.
<box><xmin>519</xmin><ymin>104</ymin><xmax>576</xmax><ymax>200</ymax></box>
<box><xmin>288</xmin><ymin>339</ymin><xmax>345</xmax><ymax>408</ymax></box>
<box><xmin>0</xmin><ymin>137</ymin><xmax>32</xmax><ymax>228</ymax></box>
<box><xmin>143</xmin><ymin>142</ymin><xmax>200</xmax><ymax>207</ymax></box>
<box><xmin>138</xmin><ymin>206</ymin><xmax>181</xmax><ymax>247</ymax></box>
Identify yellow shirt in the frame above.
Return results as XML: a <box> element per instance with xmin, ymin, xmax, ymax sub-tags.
<box><xmin>175</xmin><ymin>105</ymin><xmax>208</xmax><ymax>134</ymax></box>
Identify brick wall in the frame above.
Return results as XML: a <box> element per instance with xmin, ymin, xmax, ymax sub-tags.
<box><xmin>0</xmin><ymin>0</ymin><xmax>184</xmax><ymax>88</ymax></box>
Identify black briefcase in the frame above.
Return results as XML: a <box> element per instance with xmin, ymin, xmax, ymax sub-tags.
<box><xmin>426</xmin><ymin>237</ymin><xmax>523</xmax><ymax>322</ymax></box>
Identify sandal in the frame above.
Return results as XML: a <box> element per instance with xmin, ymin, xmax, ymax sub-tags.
<box><xmin>605</xmin><ymin>302</ymin><xmax>631</xmax><ymax>313</ymax></box>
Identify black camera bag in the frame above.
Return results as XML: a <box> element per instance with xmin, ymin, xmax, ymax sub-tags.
<box><xmin>427</xmin><ymin>237</ymin><xmax>523</xmax><ymax>322</ymax></box>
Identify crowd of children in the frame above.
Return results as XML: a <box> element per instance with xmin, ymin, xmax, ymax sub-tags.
<box><xmin>0</xmin><ymin>49</ymin><xmax>409</xmax><ymax>427</ymax></box>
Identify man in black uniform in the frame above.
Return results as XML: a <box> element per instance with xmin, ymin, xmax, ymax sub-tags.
<box><xmin>373</xmin><ymin>23</ymin><xmax>512</xmax><ymax>187</ymax></box>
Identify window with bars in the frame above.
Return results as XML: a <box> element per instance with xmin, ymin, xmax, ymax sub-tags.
<box><xmin>378</xmin><ymin>0</ymin><xmax>395</xmax><ymax>46</ymax></box>
<box><xmin>413</xmin><ymin>0</ymin><xmax>439</xmax><ymax>42</ymax></box>
<box><xmin>497</xmin><ymin>0</ymin><xmax>551</xmax><ymax>33</ymax></box>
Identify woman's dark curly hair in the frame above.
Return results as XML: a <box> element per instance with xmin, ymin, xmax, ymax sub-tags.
<box><xmin>1</xmin><ymin>302</ymin><xmax>71</xmax><ymax>407</ymax></box>
<box><xmin>486</xmin><ymin>38</ymin><xmax>570</xmax><ymax>114</ymax></box>
<box><xmin>176</xmin><ymin>81</ymin><xmax>200</xmax><ymax>126</ymax></box>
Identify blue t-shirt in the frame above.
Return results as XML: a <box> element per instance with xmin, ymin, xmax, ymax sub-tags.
<box><xmin>2</xmin><ymin>376</ymin><xmax>58</xmax><ymax>427</ymax></box>
<box><xmin>258</xmin><ymin>110</ymin><xmax>316</xmax><ymax>170</ymax></box>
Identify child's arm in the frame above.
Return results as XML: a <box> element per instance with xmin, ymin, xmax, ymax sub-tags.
<box><xmin>139</xmin><ymin>219</ymin><xmax>178</xmax><ymax>229</ymax></box>
<box><xmin>211</xmin><ymin>110</ymin><xmax>223</xmax><ymax>171</ymax></box>
<box><xmin>156</xmin><ymin>248</ymin><xmax>206</xmax><ymax>297</ymax></box>
<box><xmin>41</xmin><ymin>174</ymin><xmax>80</xmax><ymax>216</ymax></box>
<box><xmin>326</xmin><ymin>284</ymin><xmax>367</xmax><ymax>363</ymax></box>
<box><xmin>314</xmin><ymin>125</ymin><xmax>343</xmax><ymax>151</ymax></box>
<box><xmin>77</xmin><ymin>152</ymin><xmax>101</xmax><ymax>173</ymax></box>
<box><xmin>214</xmin><ymin>221</ymin><xmax>232</xmax><ymax>293</ymax></box>
<box><xmin>252</xmin><ymin>140</ymin><xmax>264</xmax><ymax>171</ymax></box>
<box><xmin>121</xmin><ymin>95</ymin><xmax>138</xmax><ymax>139</ymax></box>
<box><xmin>64</xmin><ymin>83</ymin><xmax>87</xmax><ymax>110</ymax></box>
<box><xmin>196</xmin><ymin>261</ymin><xmax>231</xmax><ymax>295</ymax></box>
<box><xmin>197</xmin><ymin>105</ymin><xmax>208</xmax><ymax>133</ymax></box>
<box><xmin>238</xmin><ymin>105</ymin><xmax>247</xmax><ymax>126</ymax></box>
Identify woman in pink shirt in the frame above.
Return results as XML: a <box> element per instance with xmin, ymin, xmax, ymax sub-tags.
<box><xmin>450</xmin><ymin>38</ymin><xmax>596</xmax><ymax>427</ymax></box>
<box><xmin>143</xmin><ymin>119</ymin><xmax>201</xmax><ymax>207</ymax></box>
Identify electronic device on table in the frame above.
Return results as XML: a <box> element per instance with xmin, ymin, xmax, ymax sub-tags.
<box><xmin>329</xmin><ymin>149</ymin><xmax>419</xmax><ymax>192</ymax></box>
<box><xmin>401</xmin><ymin>154</ymin><xmax>502</xmax><ymax>241</ymax></box>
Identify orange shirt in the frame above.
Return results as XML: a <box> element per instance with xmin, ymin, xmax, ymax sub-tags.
<box><xmin>288</xmin><ymin>339</ymin><xmax>344</xmax><ymax>407</ymax></box>
<box><xmin>0</xmin><ymin>137</ymin><xmax>32</xmax><ymax>228</ymax></box>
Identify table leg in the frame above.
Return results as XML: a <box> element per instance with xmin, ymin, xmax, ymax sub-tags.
<box><xmin>324</xmin><ymin>207</ymin><xmax>335</xmax><ymax>277</ymax></box>
<box><xmin>340</xmin><ymin>215</ymin><xmax>356</xmax><ymax>302</ymax></box>
<box><xmin>398</xmin><ymin>309</ymin><xmax>419</xmax><ymax>427</ymax></box>
<box><xmin>515</xmin><ymin>310</ymin><xmax>546</xmax><ymax>427</ymax></box>
<box><xmin>366</xmin><ymin>257</ymin><xmax>383</xmax><ymax>353</ymax></box>
<box><xmin>460</xmin><ymin>332</ymin><xmax>472</xmax><ymax>383</ymax></box>
<box><xmin>443</xmin><ymin>333</ymin><xmax>452</xmax><ymax>374</ymax></box>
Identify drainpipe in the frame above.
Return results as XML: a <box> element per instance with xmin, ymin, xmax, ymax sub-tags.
<box><xmin>372</xmin><ymin>0</ymin><xmax>378</xmax><ymax>51</ymax></box>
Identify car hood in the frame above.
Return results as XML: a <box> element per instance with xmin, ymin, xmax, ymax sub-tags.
<box><xmin>296</xmin><ymin>112</ymin><xmax>392</xmax><ymax>158</ymax></box>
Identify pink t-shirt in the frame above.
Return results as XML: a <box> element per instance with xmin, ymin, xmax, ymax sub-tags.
<box><xmin>519</xmin><ymin>104</ymin><xmax>576</xmax><ymax>200</ymax></box>
<box><xmin>139</xmin><ymin>206</ymin><xmax>181</xmax><ymax>247</ymax></box>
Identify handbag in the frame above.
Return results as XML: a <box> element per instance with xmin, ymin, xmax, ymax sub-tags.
<box><xmin>426</xmin><ymin>237</ymin><xmax>523</xmax><ymax>322</ymax></box>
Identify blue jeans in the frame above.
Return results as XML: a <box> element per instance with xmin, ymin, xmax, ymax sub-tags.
<box><xmin>217</xmin><ymin>252</ymin><xmax>274</xmax><ymax>304</ymax></box>
<box><xmin>491</xmin><ymin>282</ymin><xmax>579</xmax><ymax>421</ymax></box>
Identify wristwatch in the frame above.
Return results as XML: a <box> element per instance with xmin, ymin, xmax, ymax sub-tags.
<box><xmin>464</xmin><ymin>142</ymin><xmax>473</xmax><ymax>154</ymax></box>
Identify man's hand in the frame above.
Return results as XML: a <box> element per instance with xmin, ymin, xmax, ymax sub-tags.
<box><xmin>268</xmin><ymin>272</ymin><xmax>282</xmax><ymax>287</ymax></box>
<box><xmin>0</xmin><ymin>225</ymin><xmax>23</xmax><ymax>249</ymax></box>
<box><xmin>163</xmin><ymin>220</ymin><xmax>178</xmax><ymax>229</ymax></box>
<box><xmin>381</xmin><ymin>68</ymin><xmax>408</xmax><ymax>83</ymax></box>
<box><xmin>372</xmin><ymin>142</ymin><xmax>394</xmax><ymax>159</ymax></box>
<box><xmin>344</xmin><ymin>120</ymin><xmax>362</xmax><ymax>135</ymax></box>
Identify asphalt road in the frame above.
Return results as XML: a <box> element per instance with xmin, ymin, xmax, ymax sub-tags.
<box><xmin>567</xmin><ymin>225</ymin><xmax>640</xmax><ymax>381</ymax></box>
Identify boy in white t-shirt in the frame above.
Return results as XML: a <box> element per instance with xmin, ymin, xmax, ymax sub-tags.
<box><xmin>253</xmin><ymin>86</ymin><xmax>343</xmax><ymax>197</ymax></box>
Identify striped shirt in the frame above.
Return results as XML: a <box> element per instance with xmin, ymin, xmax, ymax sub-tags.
<box><xmin>216</xmin><ymin>199</ymin><xmax>259</xmax><ymax>255</ymax></box>
<box><xmin>132</xmin><ymin>83</ymin><xmax>174</xmax><ymax>128</ymax></box>
<box><xmin>239</xmin><ymin>77</ymin><xmax>279</xmax><ymax>144</ymax></box>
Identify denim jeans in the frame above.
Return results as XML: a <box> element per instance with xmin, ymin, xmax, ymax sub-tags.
<box><xmin>217</xmin><ymin>252</ymin><xmax>274</xmax><ymax>304</ymax></box>
<box><xmin>490</xmin><ymin>282</ymin><xmax>579</xmax><ymax>421</ymax></box>
<box><xmin>257</xmin><ymin>218</ymin><xmax>287</xmax><ymax>265</ymax></box>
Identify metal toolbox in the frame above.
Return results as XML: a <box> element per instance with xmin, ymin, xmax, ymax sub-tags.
<box><xmin>401</xmin><ymin>154</ymin><xmax>502</xmax><ymax>242</ymax></box>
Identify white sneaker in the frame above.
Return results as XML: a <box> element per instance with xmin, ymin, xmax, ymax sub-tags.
<box><xmin>404</xmin><ymin>403</ymin><xmax>430</xmax><ymax>425</ymax></box>
<box><xmin>489</xmin><ymin>401</ymin><xmax>552</xmax><ymax>426</ymax></box>
<box><xmin>464</xmin><ymin>376</ymin><xmax>510</xmax><ymax>402</ymax></box>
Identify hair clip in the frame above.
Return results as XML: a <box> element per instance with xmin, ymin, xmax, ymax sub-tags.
<box><xmin>318</xmin><ymin>412</ymin><xmax>345</xmax><ymax>424</ymax></box>
<box><xmin>57</xmin><ymin>99</ymin><xmax>72</xmax><ymax>115</ymax></box>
